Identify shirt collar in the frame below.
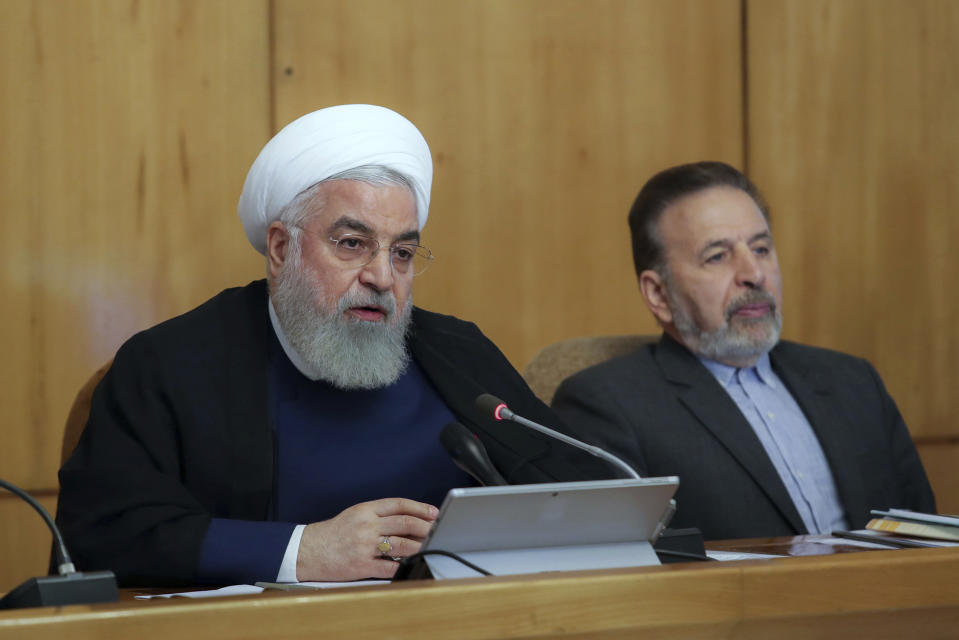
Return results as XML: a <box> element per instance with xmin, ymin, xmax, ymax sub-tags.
<box><xmin>698</xmin><ymin>352</ymin><xmax>777</xmax><ymax>389</ymax></box>
<box><xmin>753</xmin><ymin>352</ymin><xmax>777</xmax><ymax>387</ymax></box>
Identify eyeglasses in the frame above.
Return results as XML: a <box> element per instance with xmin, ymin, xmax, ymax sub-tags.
<box><xmin>326</xmin><ymin>233</ymin><xmax>433</xmax><ymax>276</ymax></box>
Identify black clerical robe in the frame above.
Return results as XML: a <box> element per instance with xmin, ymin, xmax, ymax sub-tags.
<box><xmin>57</xmin><ymin>280</ymin><xmax>596</xmax><ymax>586</ymax></box>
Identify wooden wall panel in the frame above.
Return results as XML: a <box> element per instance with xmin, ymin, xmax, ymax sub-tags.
<box><xmin>272</xmin><ymin>0</ymin><xmax>744</xmax><ymax>371</ymax></box>
<box><xmin>0</xmin><ymin>0</ymin><xmax>270</xmax><ymax>588</ymax></box>
<box><xmin>0</xmin><ymin>0</ymin><xmax>271</xmax><ymax>491</ymax></box>
<box><xmin>747</xmin><ymin>0</ymin><xmax>959</xmax><ymax>440</ymax></box>
<box><xmin>917</xmin><ymin>442</ymin><xmax>959</xmax><ymax>513</ymax></box>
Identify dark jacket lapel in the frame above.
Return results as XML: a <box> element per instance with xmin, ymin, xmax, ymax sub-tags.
<box><xmin>408</xmin><ymin>310</ymin><xmax>501</xmax><ymax>437</ymax></box>
<box><xmin>408</xmin><ymin>308</ymin><xmax>587</xmax><ymax>483</ymax></box>
<box><xmin>655</xmin><ymin>334</ymin><xmax>807</xmax><ymax>533</ymax></box>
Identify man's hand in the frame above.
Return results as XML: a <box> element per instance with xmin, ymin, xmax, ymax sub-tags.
<box><xmin>295</xmin><ymin>498</ymin><xmax>438</xmax><ymax>581</ymax></box>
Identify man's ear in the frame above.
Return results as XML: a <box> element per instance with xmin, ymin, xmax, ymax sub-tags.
<box><xmin>266</xmin><ymin>221</ymin><xmax>291</xmax><ymax>279</ymax></box>
<box><xmin>639</xmin><ymin>269</ymin><xmax>673</xmax><ymax>325</ymax></box>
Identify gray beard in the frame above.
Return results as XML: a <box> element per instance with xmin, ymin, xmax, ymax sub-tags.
<box><xmin>270</xmin><ymin>258</ymin><xmax>412</xmax><ymax>390</ymax></box>
<box><xmin>668</xmin><ymin>285</ymin><xmax>782</xmax><ymax>366</ymax></box>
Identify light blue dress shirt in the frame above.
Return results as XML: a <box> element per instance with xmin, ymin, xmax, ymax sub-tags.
<box><xmin>699</xmin><ymin>354</ymin><xmax>848</xmax><ymax>534</ymax></box>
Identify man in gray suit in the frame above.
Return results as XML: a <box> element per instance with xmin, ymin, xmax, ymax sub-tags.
<box><xmin>552</xmin><ymin>161</ymin><xmax>935</xmax><ymax>540</ymax></box>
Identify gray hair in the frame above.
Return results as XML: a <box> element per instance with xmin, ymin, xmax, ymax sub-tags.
<box><xmin>279</xmin><ymin>165</ymin><xmax>415</xmax><ymax>229</ymax></box>
<box><xmin>269</xmin><ymin>165</ymin><xmax>416</xmax><ymax>273</ymax></box>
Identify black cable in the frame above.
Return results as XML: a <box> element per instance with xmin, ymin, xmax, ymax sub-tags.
<box><xmin>402</xmin><ymin>549</ymin><xmax>493</xmax><ymax>576</ymax></box>
<box><xmin>0</xmin><ymin>478</ymin><xmax>75</xmax><ymax>574</ymax></box>
<box><xmin>655</xmin><ymin>549</ymin><xmax>716</xmax><ymax>562</ymax></box>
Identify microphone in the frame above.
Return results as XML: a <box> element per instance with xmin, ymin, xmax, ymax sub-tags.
<box><xmin>0</xmin><ymin>478</ymin><xmax>118</xmax><ymax>609</ymax></box>
<box><xmin>440</xmin><ymin>421</ymin><xmax>508</xmax><ymax>486</ymax></box>
<box><xmin>474</xmin><ymin>395</ymin><xmax>700</xmax><ymax>557</ymax></box>
<box><xmin>475</xmin><ymin>394</ymin><xmax>642</xmax><ymax>480</ymax></box>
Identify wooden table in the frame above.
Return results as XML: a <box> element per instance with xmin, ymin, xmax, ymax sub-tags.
<box><xmin>2</xmin><ymin>537</ymin><xmax>958</xmax><ymax>639</ymax></box>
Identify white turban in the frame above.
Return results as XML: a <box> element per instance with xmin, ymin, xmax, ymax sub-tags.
<box><xmin>237</xmin><ymin>104</ymin><xmax>433</xmax><ymax>255</ymax></box>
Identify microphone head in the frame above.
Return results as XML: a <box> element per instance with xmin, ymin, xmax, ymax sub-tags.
<box><xmin>475</xmin><ymin>393</ymin><xmax>509</xmax><ymax>421</ymax></box>
<box><xmin>439</xmin><ymin>421</ymin><xmax>508</xmax><ymax>486</ymax></box>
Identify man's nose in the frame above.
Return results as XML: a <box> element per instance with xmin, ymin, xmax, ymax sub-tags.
<box><xmin>358</xmin><ymin>248</ymin><xmax>395</xmax><ymax>291</ymax></box>
<box><xmin>735</xmin><ymin>249</ymin><xmax>765</xmax><ymax>289</ymax></box>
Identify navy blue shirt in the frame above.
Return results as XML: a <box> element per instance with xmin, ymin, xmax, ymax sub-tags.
<box><xmin>271</xmin><ymin>339</ymin><xmax>472</xmax><ymax>523</ymax></box>
<box><xmin>197</xmin><ymin>332</ymin><xmax>472</xmax><ymax>584</ymax></box>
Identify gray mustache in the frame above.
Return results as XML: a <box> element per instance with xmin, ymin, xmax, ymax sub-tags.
<box><xmin>725</xmin><ymin>290</ymin><xmax>776</xmax><ymax>320</ymax></box>
<box><xmin>337</xmin><ymin>290</ymin><xmax>397</xmax><ymax>316</ymax></box>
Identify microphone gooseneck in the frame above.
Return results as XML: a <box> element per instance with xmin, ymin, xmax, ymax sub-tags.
<box><xmin>0</xmin><ymin>477</ymin><xmax>118</xmax><ymax>609</ymax></box>
<box><xmin>0</xmin><ymin>478</ymin><xmax>75</xmax><ymax>575</ymax></box>
<box><xmin>474</xmin><ymin>393</ymin><xmax>642</xmax><ymax>480</ymax></box>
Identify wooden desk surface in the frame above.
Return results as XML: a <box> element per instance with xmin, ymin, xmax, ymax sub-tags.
<box><xmin>2</xmin><ymin>540</ymin><xmax>958</xmax><ymax>640</ymax></box>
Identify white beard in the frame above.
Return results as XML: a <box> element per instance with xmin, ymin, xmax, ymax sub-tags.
<box><xmin>668</xmin><ymin>283</ymin><xmax>782</xmax><ymax>366</ymax></box>
<box><xmin>270</xmin><ymin>254</ymin><xmax>412</xmax><ymax>390</ymax></box>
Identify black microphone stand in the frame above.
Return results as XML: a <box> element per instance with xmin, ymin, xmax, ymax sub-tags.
<box><xmin>0</xmin><ymin>478</ymin><xmax>118</xmax><ymax>609</ymax></box>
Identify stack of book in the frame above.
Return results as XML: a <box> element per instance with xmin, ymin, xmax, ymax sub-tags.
<box><xmin>866</xmin><ymin>509</ymin><xmax>959</xmax><ymax>542</ymax></box>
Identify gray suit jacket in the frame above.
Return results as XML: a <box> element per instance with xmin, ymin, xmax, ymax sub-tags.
<box><xmin>552</xmin><ymin>333</ymin><xmax>935</xmax><ymax>540</ymax></box>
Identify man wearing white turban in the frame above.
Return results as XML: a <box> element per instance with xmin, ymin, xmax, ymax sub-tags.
<box><xmin>56</xmin><ymin>105</ymin><xmax>598</xmax><ymax>587</ymax></box>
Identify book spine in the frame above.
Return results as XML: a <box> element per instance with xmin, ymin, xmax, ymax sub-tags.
<box><xmin>866</xmin><ymin>518</ymin><xmax>959</xmax><ymax>542</ymax></box>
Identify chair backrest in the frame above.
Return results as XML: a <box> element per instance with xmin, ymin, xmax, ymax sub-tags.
<box><xmin>522</xmin><ymin>334</ymin><xmax>657</xmax><ymax>404</ymax></box>
<box><xmin>61</xmin><ymin>360</ymin><xmax>113</xmax><ymax>466</ymax></box>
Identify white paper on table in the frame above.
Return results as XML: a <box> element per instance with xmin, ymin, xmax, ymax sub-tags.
<box><xmin>706</xmin><ymin>550</ymin><xmax>785</xmax><ymax>561</ymax></box>
<box><xmin>134</xmin><ymin>580</ymin><xmax>389</xmax><ymax>600</ymax></box>
<box><xmin>255</xmin><ymin>580</ymin><xmax>389</xmax><ymax>590</ymax></box>
<box><xmin>135</xmin><ymin>584</ymin><xmax>265</xmax><ymax>599</ymax></box>
<box><xmin>818</xmin><ymin>537</ymin><xmax>896</xmax><ymax>550</ymax></box>
<box><xmin>879</xmin><ymin>509</ymin><xmax>959</xmax><ymax>527</ymax></box>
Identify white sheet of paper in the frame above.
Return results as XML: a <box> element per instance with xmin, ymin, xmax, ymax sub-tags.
<box><xmin>819</xmin><ymin>537</ymin><xmax>895</xmax><ymax>550</ymax></box>
<box><xmin>257</xmin><ymin>580</ymin><xmax>389</xmax><ymax>590</ymax></box>
<box><xmin>706</xmin><ymin>550</ymin><xmax>784</xmax><ymax>561</ymax></box>
<box><xmin>135</xmin><ymin>584</ymin><xmax>265</xmax><ymax>599</ymax></box>
<box><xmin>881</xmin><ymin>509</ymin><xmax>959</xmax><ymax>527</ymax></box>
<box><xmin>134</xmin><ymin>580</ymin><xmax>389</xmax><ymax>600</ymax></box>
